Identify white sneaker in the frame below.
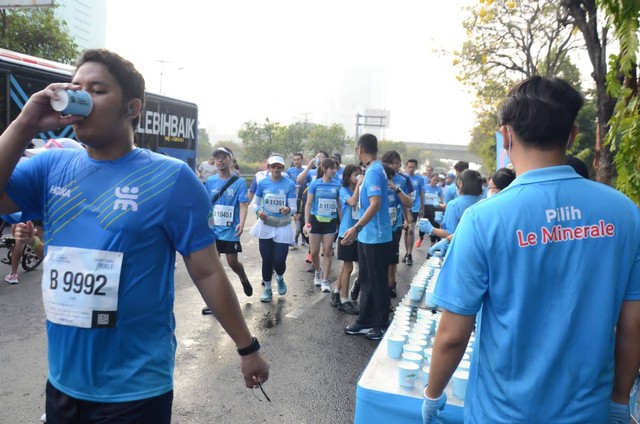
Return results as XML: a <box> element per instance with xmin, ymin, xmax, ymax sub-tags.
<box><xmin>314</xmin><ymin>271</ymin><xmax>322</xmax><ymax>286</ymax></box>
<box><xmin>4</xmin><ymin>273</ymin><xmax>18</xmax><ymax>284</ymax></box>
<box><xmin>40</xmin><ymin>413</ymin><xmax>46</xmax><ymax>422</ymax></box>
<box><xmin>321</xmin><ymin>280</ymin><xmax>331</xmax><ymax>293</ymax></box>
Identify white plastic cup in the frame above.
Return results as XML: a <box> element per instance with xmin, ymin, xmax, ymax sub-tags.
<box><xmin>403</xmin><ymin>343</ymin><xmax>423</xmax><ymax>356</ymax></box>
<box><xmin>402</xmin><ymin>351</ymin><xmax>423</xmax><ymax>366</ymax></box>
<box><xmin>422</xmin><ymin>365</ymin><xmax>431</xmax><ymax>386</ymax></box>
<box><xmin>453</xmin><ymin>370</ymin><xmax>469</xmax><ymax>400</ymax></box>
<box><xmin>50</xmin><ymin>89</ymin><xmax>92</xmax><ymax>116</ymax></box>
<box><xmin>458</xmin><ymin>360</ymin><xmax>471</xmax><ymax>371</ymax></box>
<box><xmin>387</xmin><ymin>335</ymin><xmax>405</xmax><ymax>359</ymax></box>
<box><xmin>408</xmin><ymin>338</ymin><xmax>428</xmax><ymax>350</ymax></box>
<box><xmin>409</xmin><ymin>284</ymin><xmax>425</xmax><ymax>302</ymax></box>
<box><xmin>398</xmin><ymin>361</ymin><xmax>420</xmax><ymax>388</ymax></box>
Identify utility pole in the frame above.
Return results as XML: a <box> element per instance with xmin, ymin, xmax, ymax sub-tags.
<box><xmin>155</xmin><ymin>59</ymin><xmax>171</xmax><ymax>94</ymax></box>
<box><xmin>355</xmin><ymin>112</ymin><xmax>388</xmax><ymax>142</ymax></box>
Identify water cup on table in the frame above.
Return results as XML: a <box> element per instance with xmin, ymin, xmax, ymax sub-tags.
<box><xmin>402</xmin><ymin>351</ymin><xmax>423</xmax><ymax>367</ymax></box>
<box><xmin>403</xmin><ymin>343</ymin><xmax>423</xmax><ymax>356</ymax></box>
<box><xmin>423</xmin><ymin>365</ymin><xmax>430</xmax><ymax>386</ymax></box>
<box><xmin>453</xmin><ymin>370</ymin><xmax>469</xmax><ymax>400</ymax></box>
<box><xmin>409</xmin><ymin>283</ymin><xmax>425</xmax><ymax>302</ymax></box>
<box><xmin>398</xmin><ymin>361</ymin><xmax>420</xmax><ymax>388</ymax></box>
<box><xmin>387</xmin><ymin>335</ymin><xmax>405</xmax><ymax>359</ymax></box>
<box><xmin>458</xmin><ymin>360</ymin><xmax>471</xmax><ymax>371</ymax></box>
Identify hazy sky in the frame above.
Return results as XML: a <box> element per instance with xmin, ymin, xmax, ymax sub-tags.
<box><xmin>106</xmin><ymin>0</ymin><xmax>476</xmax><ymax>145</ymax></box>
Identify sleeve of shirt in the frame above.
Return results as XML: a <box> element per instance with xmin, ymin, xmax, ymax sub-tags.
<box><xmin>444</xmin><ymin>185</ymin><xmax>455</xmax><ymax>203</ymax></box>
<box><xmin>626</xmin><ymin>209</ymin><xmax>640</xmax><ymax>300</ymax></box>
<box><xmin>237</xmin><ymin>178</ymin><xmax>249</xmax><ymax>203</ymax></box>
<box><xmin>339</xmin><ymin>187</ymin><xmax>350</xmax><ymax>204</ymax></box>
<box><xmin>433</xmin><ymin>209</ymin><xmax>488</xmax><ymax>315</ymax></box>
<box><xmin>163</xmin><ymin>163</ymin><xmax>216</xmax><ymax>256</ymax></box>
<box><xmin>5</xmin><ymin>153</ymin><xmax>47</xmax><ymax>219</ymax></box>
<box><xmin>249</xmin><ymin>177</ymin><xmax>258</xmax><ymax>194</ymax></box>
<box><xmin>442</xmin><ymin>202</ymin><xmax>461</xmax><ymax>232</ymax></box>
<box><xmin>366</xmin><ymin>168</ymin><xmax>383</xmax><ymax>198</ymax></box>
<box><xmin>308</xmin><ymin>179</ymin><xmax>317</xmax><ymax>195</ymax></box>
<box><xmin>287</xmin><ymin>181</ymin><xmax>297</xmax><ymax>214</ymax></box>
<box><xmin>404</xmin><ymin>175</ymin><xmax>413</xmax><ymax>194</ymax></box>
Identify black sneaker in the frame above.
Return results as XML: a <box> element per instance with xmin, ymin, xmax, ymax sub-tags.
<box><xmin>330</xmin><ymin>292</ymin><xmax>340</xmax><ymax>307</ymax></box>
<box><xmin>350</xmin><ymin>278</ymin><xmax>360</xmax><ymax>302</ymax></box>
<box><xmin>338</xmin><ymin>301</ymin><xmax>359</xmax><ymax>315</ymax></box>
<box><xmin>344</xmin><ymin>322</ymin><xmax>372</xmax><ymax>335</ymax></box>
<box><xmin>201</xmin><ymin>306</ymin><xmax>213</xmax><ymax>315</ymax></box>
<box><xmin>389</xmin><ymin>283</ymin><xmax>397</xmax><ymax>299</ymax></box>
<box><xmin>406</xmin><ymin>254</ymin><xmax>413</xmax><ymax>266</ymax></box>
<box><xmin>401</xmin><ymin>254</ymin><xmax>407</xmax><ymax>263</ymax></box>
<box><xmin>365</xmin><ymin>327</ymin><xmax>384</xmax><ymax>340</ymax></box>
<box><xmin>241</xmin><ymin>280</ymin><xmax>253</xmax><ymax>297</ymax></box>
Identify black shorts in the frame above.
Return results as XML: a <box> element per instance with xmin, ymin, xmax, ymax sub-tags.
<box><xmin>389</xmin><ymin>228</ymin><xmax>403</xmax><ymax>265</ymax></box>
<box><xmin>46</xmin><ymin>380</ymin><xmax>173</xmax><ymax>424</ymax></box>
<box><xmin>309</xmin><ymin>215</ymin><xmax>338</xmax><ymax>235</ymax></box>
<box><xmin>337</xmin><ymin>237</ymin><xmax>358</xmax><ymax>262</ymax></box>
<box><xmin>411</xmin><ymin>212</ymin><xmax>419</xmax><ymax>223</ymax></box>
<box><xmin>216</xmin><ymin>239</ymin><xmax>242</xmax><ymax>254</ymax></box>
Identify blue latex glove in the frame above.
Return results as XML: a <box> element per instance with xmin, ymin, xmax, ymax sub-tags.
<box><xmin>422</xmin><ymin>389</ymin><xmax>447</xmax><ymax>424</ymax></box>
<box><xmin>418</xmin><ymin>219</ymin><xmax>434</xmax><ymax>235</ymax></box>
<box><xmin>428</xmin><ymin>238</ymin><xmax>450</xmax><ymax>256</ymax></box>
<box><xmin>609</xmin><ymin>400</ymin><xmax>630</xmax><ymax>424</ymax></box>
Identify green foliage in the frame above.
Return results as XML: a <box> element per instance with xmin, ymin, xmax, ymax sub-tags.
<box><xmin>305</xmin><ymin>124</ymin><xmax>348</xmax><ymax>156</ymax></box>
<box><xmin>237</xmin><ymin>119</ymin><xmax>283</xmax><ymax>162</ymax></box>
<box><xmin>196</xmin><ymin>128</ymin><xmax>213</xmax><ymax>164</ymax></box>
<box><xmin>0</xmin><ymin>7</ymin><xmax>78</xmax><ymax>63</ymax></box>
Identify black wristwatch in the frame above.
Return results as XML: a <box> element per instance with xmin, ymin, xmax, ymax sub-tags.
<box><xmin>394</xmin><ymin>187</ymin><xmax>401</xmax><ymax>193</ymax></box>
<box><xmin>237</xmin><ymin>336</ymin><xmax>260</xmax><ymax>356</ymax></box>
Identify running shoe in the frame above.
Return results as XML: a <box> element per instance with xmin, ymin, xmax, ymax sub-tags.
<box><xmin>338</xmin><ymin>301</ymin><xmax>359</xmax><ymax>315</ymax></box>
<box><xmin>330</xmin><ymin>292</ymin><xmax>340</xmax><ymax>307</ymax></box>
<box><xmin>242</xmin><ymin>280</ymin><xmax>253</xmax><ymax>297</ymax></box>
<box><xmin>344</xmin><ymin>323</ymin><xmax>373</xmax><ymax>335</ymax></box>
<box><xmin>260</xmin><ymin>287</ymin><xmax>273</xmax><ymax>302</ymax></box>
<box><xmin>314</xmin><ymin>270</ymin><xmax>322</xmax><ymax>287</ymax></box>
<box><xmin>406</xmin><ymin>254</ymin><xmax>413</xmax><ymax>266</ymax></box>
<box><xmin>415</xmin><ymin>238</ymin><xmax>423</xmax><ymax>248</ymax></box>
<box><xmin>305</xmin><ymin>252</ymin><xmax>312</xmax><ymax>263</ymax></box>
<box><xmin>350</xmin><ymin>278</ymin><xmax>360</xmax><ymax>301</ymax></box>
<box><xmin>365</xmin><ymin>327</ymin><xmax>385</xmax><ymax>340</ymax></box>
<box><xmin>389</xmin><ymin>283</ymin><xmax>397</xmax><ymax>299</ymax></box>
<box><xmin>321</xmin><ymin>280</ymin><xmax>331</xmax><ymax>293</ymax></box>
<box><xmin>41</xmin><ymin>413</ymin><xmax>46</xmax><ymax>423</ymax></box>
<box><xmin>401</xmin><ymin>254</ymin><xmax>407</xmax><ymax>263</ymax></box>
<box><xmin>4</xmin><ymin>273</ymin><xmax>18</xmax><ymax>284</ymax></box>
<box><xmin>276</xmin><ymin>276</ymin><xmax>287</xmax><ymax>296</ymax></box>
<box><xmin>201</xmin><ymin>306</ymin><xmax>213</xmax><ymax>315</ymax></box>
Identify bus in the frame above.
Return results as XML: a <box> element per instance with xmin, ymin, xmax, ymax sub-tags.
<box><xmin>0</xmin><ymin>48</ymin><xmax>198</xmax><ymax>170</ymax></box>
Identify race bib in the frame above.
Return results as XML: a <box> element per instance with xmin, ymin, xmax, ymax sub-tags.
<box><xmin>317</xmin><ymin>198</ymin><xmax>337</xmax><ymax>218</ymax></box>
<box><xmin>214</xmin><ymin>204</ymin><xmax>234</xmax><ymax>226</ymax></box>
<box><xmin>263</xmin><ymin>193</ymin><xmax>286</xmax><ymax>214</ymax></box>
<box><xmin>351</xmin><ymin>205</ymin><xmax>359</xmax><ymax>220</ymax></box>
<box><xmin>42</xmin><ymin>246</ymin><xmax>123</xmax><ymax>329</ymax></box>
<box><xmin>389</xmin><ymin>207</ymin><xmax>397</xmax><ymax>226</ymax></box>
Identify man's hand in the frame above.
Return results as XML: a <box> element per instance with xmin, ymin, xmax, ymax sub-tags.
<box><xmin>418</xmin><ymin>219</ymin><xmax>434</xmax><ymax>235</ymax></box>
<box><xmin>422</xmin><ymin>389</ymin><xmax>447</xmax><ymax>424</ymax></box>
<box><xmin>14</xmin><ymin>221</ymin><xmax>36</xmax><ymax>244</ymax></box>
<box><xmin>241</xmin><ymin>351</ymin><xmax>270</xmax><ymax>388</ymax></box>
<box><xmin>341</xmin><ymin>226</ymin><xmax>358</xmax><ymax>245</ymax></box>
<box><xmin>257</xmin><ymin>210</ymin><xmax>267</xmax><ymax>221</ymax></box>
<box><xmin>17</xmin><ymin>83</ymin><xmax>85</xmax><ymax>133</ymax></box>
<box><xmin>234</xmin><ymin>223</ymin><xmax>244</xmax><ymax>237</ymax></box>
<box><xmin>609</xmin><ymin>400</ymin><xmax>630</xmax><ymax>424</ymax></box>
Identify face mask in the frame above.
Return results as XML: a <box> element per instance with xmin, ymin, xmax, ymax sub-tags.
<box><xmin>487</xmin><ymin>190</ymin><xmax>495</xmax><ymax>198</ymax></box>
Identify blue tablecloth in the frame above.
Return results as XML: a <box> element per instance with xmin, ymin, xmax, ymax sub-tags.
<box><xmin>354</xmin><ymin>331</ymin><xmax>464</xmax><ymax>424</ymax></box>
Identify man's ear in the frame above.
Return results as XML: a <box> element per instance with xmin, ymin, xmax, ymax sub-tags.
<box><xmin>566</xmin><ymin>126</ymin><xmax>579</xmax><ymax>150</ymax></box>
<box><xmin>126</xmin><ymin>99</ymin><xmax>142</xmax><ymax>118</ymax></box>
<box><xmin>501</xmin><ymin>125</ymin><xmax>510</xmax><ymax>150</ymax></box>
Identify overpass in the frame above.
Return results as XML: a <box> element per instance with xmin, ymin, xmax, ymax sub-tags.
<box><xmin>405</xmin><ymin>142</ymin><xmax>483</xmax><ymax>165</ymax></box>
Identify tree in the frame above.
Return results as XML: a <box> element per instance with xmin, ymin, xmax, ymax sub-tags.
<box><xmin>0</xmin><ymin>6</ymin><xmax>78</xmax><ymax>63</ymax></box>
<box><xmin>458</xmin><ymin>0</ymin><xmax>586</xmax><ymax>172</ymax></box>
<box><xmin>196</xmin><ymin>128</ymin><xmax>212</xmax><ymax>164</ymax></box>
<box><xmin>305</xmin><ymin>124</ymin><xmax>348</xmax><ymax>156</ymax></box>
<box><xmin>560</xmin><ymin>0</ymin><xmax>620</xmax><ymax>185</ymax></box>
<box><xmin>237</xmin><ymin>119</ymin><xmax>284</xmax><ymax>162</ymax></box>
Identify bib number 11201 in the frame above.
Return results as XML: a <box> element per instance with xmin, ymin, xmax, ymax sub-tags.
<box><xmin>49</xmin><ymin>270</ymin><xmax>107</xmax><ymax>296</ymax></box>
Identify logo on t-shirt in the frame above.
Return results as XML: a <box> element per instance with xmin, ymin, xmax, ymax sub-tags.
<box><xmin>113</xmin><ymin>186</ymin><xmax>139</xmax><ymax>212</ymax></box>
<box><xmin>50</xmin><ymin>185</ymin><xmax>71</xmax><ymax>198</ymax></box>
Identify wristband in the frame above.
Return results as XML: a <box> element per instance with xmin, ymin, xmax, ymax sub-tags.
<box><xmin>237</xmin><ymin>336</ymin><xmax>260</xmax><ymax>356</ymax></box>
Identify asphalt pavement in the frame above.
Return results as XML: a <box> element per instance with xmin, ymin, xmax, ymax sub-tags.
<box><xmin>0</xmin><ymin>215</ymin><xmax>424</xmax><ymax>424</ymax></box>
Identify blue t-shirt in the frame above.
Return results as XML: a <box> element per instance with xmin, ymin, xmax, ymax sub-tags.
<box><xmin>423</xmin><ymin>184</ymin><xmax>444</xmax><ymax>207</ymax></box>
<box><xmin>387</xmin><ymin>186</ymin><xmax>402</xmax><ymax>231</ymax></box>
<box><xmin>338</xmin><ymin>186</ymin><xmax>358</xmax><ymax>238</ymax></box>
<box><xmin>358</xmin><ymin>161</ymin><xmax>391</xmax><ymax>244</ymax></box>
<box><xmin>255</xmin><ymin>176</ymin><xmax>296</xmax><ymax>217</ymax></box>
<box><xmin>433</xmin><ymin>166</ymin><xmax>640</xmax><ymax>423</ymax></box>
<box><xmin>286</xmin><ymin>166</ymin><xmax>304</xmax><ymax>192</ymax></box>
<box><xmin>444</xmin><ymin>182</ymin><xmax>458</xmax><ymax>203</ymax></box>
<box><xmin>205</xmin><ymin>175</ymin><xmax>249</xmax><ymax>242</ymax></box>
<box><xmin>6</xmin><ymin>148</ymin><xmax>215</xmax><ymax>402</ymax></box>
<box><xmin>442</xmin><ymin>194</ymin><xmax>482</xmax><ymax>233</ymax></box>
<box><xmin>305</xmin><ymin>168</ymin><xmax>319</xmax><ymax>184</ymax></box>
<box><xmin>308</xmin><ymin>178</ymin><xmax>341</xmax><ymax>220</ymax></box>
<box><xmin>408</xmin><ymin>174</ymin><xmax>424</xmax><ymax>213</ymax></box>
<box><xmin>334</xmin><ymin>166</ymin><xmax>344</xmax><ymax>184</ymax></box>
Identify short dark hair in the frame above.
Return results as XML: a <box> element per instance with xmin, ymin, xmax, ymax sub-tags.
<box><xmin>317</xmin><ymin>150</ymin><xmax>328</xmax><ymax>159</ymax></box>
<box><xmin>453</xmin><ymin>161</ymin><xmax>469</xmax><ymax>173</ymax></box>
<box><xmin>499</xmin><ymin>76</ymin><xmax>584</xmax><ymax>149</ymax></box>
<box><xmin>406</xmin><ymin>158</ymin><xmax>418</xmax><ymax>166</ymax></box>
<box><xmin>381</xmin><ymin>150</ymin><xmax>401</xmax><ymax>164</ymax></box>
<box><xmin>491</xmin><ymin>167</ymin><xmax>516</xmax><ymax>191</ymax></box>
<box><xmin>293</xmin><ymin>152</ymin><xmax>303</xmax><ymax>159</ymax></box>
<box><xmin>342</xmin><ymin>164</ymin><xmax>360</xmax><ymax>187</ymax></box>
<box><xmin>331</xmin><ymin>152</ymin><xmax>342</xmax><ymax>163</ymax></box>
<box><xmin>460</xmin><ymin>169</ymin><xmax>483</xmax><ymax>196</ymax></box>
<box><xmin>321</xmin><ymin>157</ymin><xmax>337</xmax><ymax>170</ymax></box>
<box><xmin>357</xmin><ymin>134</ymin><xmax>378</xmax><ymax>154</ymax></box>
<box><xmin>566</xmin><ymin>155</ymin><xmax>589</xmax><ymax>179</ymax></box>
<box><xmin>76</xmin><ymin>49</ymin><xmax>145</xmax><ymax>130</ymax></box>
<box><xmin>382</xmin><ymin>163</ymin><xmax>395</xmax><ymax>180</ymax></box>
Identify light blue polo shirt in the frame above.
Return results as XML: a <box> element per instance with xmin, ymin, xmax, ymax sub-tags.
<box><xmin>433</xmin><ymin>165</ymin><xmax>640</xmax><ymax>423</ymax></box>
<box><xmin>423</xmin><ymin>184</ymin><xmax>443</xmax><ymax>207</ymax></box>
<box><xmin>444</xmin><ymin>182</ymin><xmax>458</xmax><ymax>203</ymax></box>
<box><xmin>408</xmin><ymin>174</ymin><xmax>424</xmax><ymax>213</ymax></box>
<box><xmin>441</xmin><ymin>194</ymin><xmax>482</xmax><ymax>233</ymax></box>
<box><xmin>358</xmin><ymin>161</ymin><xmax>391</xmax><ymax>244</ymax></box>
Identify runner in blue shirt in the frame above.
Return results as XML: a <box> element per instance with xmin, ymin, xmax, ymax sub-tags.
<box><xmin>304</xmin><ymin>158</ymin><xmax>341</xmax><ymax>293</ymax></box>
<box><xmin>0</xmin><ymin>49</ymin><xmax>268</xmax><ymax>424</ymax></box>
<box><xmin>443</xmin><ymin>161</ymin><xmax>469</xmax><ymax>206</ymax></box>
<box><xmin>201</xmin><ymin>146</ymin><xmax>252</xmax><ymax>315</ymax></box>
<box><xmin>417</xmin><ymin>174</ymin><xmax>444</xmax><ymax>248</ymax></box>
<box><xmin>342</xmin><ymin>134</ymin><xmax>392</xmax><ymax>340</ymax></box>
<box><xmin>251</xmin><ymin>154</ymin><xmax>297</xmax><ymax>302</ymax></box>
<box><xmin>286</xmin><ymin>152</ymin><xmax>305</xmax><ymax>246</ymax></box>
<box><xmin>423</xmin><ymin>76</ymin><xmax>640</xmax><ymax>424</ymax></box>
<box><xmin>334</xmin><ymin>164</ymin><xmax>362</xmax><ymax>315</ymax></box>
<box><xmin>403</xmin><ymin>158</ymin><xmax>425</xmax><ymax>266</ymax></box>
<box><xmin>295</xmin><ymin>150</ymin><xmax>328</xmax><ymax>187</ymax></box>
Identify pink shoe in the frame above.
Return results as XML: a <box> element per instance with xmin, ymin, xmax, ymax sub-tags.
<box><xmin>4</xmin><ymin>273</ymin><xmax>18</xmax><ymax>284</ymax></box>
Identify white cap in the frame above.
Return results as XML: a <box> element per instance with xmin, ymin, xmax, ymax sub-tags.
<box><xmin>25</xmin><ymin>138</ymin><xmax>85</xmax><ymax>157</ymax></box>
<box><xmin>267</xmin><ymin>155</ymin><xmax>285</xmax><ymax>166</ymax></box>
<box><xmin>212</xmin><ymin>147</ymin><xmax>233</xmax><ymax>158</ymax></box>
